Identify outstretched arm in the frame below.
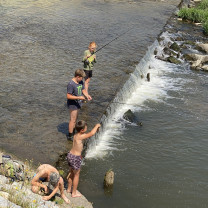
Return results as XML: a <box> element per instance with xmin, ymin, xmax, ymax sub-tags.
<box><xmin>81</xmin><ymin>124</ymin><xmax>101</xmax><ymax>140</ymax></box>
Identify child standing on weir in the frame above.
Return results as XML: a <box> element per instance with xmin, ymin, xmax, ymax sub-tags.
<box><xmin>67</xmin><ymin>69</ymin><xmax>92</xmax><ymax>141</ymax></box>
<box><xmin>83</xmin><ymin>42</ymin><xmax>97</xmax><ymax>93</ymax></box>
<box><xmin>66</xmin><ymin>120</ymin><xmax>100</xmax><ymax>197</ymax></box>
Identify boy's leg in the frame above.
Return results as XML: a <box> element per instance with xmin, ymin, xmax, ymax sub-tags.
<box><xmin>67</xmin><ymin>168</ymin><xmax>74</xmax><ymax>193</ymax></box>
<box><xmin>69</xmin><ymin>109</ymin><xmax>79</xmax><ymax>136</ymax></box>
<box><xmin>58</xmin><ymin>177</ymin><xmax>70</xmax><ymax>204</ymax></box>
<box><xmin>84</xmin><ymin>78</ymin><xmax>90</xmax><ymax>93</ymax></box>
<box><xmin>71</xmin><ymin>169</ymin><xmax>82</xmax><ymax>197</ymax></box>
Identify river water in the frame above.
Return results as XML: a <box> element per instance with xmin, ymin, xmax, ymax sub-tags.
<box><xmin>2</xmin><ymin>0</ymin><xmax>208</xmax><ymax>208</ymax></box>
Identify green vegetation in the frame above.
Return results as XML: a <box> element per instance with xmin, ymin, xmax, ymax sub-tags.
<box><xmin>177</xmin><ymin>0</ymin><xmax>208</xmax><ymax>34</ymax></box>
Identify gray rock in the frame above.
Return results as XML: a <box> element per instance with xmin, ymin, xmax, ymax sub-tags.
<box><xmin>123</xmin><ymin>109</ymin><xmax>142</xmax><ymax>126</ymax></box>
<box><xmin>0</xmin><ymin>191</ymin><xmax>9</xmax><ymax>200</ymax></box>
<box><xmin>0</xmin><ymin>196</ymin><xmax>22</xmax><ymax>208</ymax></box>
<box><xmin>0</xmin><ymin>175</ymin><xmax>9</xmax><ymax>184</ymax></box>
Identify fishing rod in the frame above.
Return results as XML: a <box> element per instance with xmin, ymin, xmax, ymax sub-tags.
<box><xmin>95</xmin><ymin>28</ymin><xmax>133</xmax><ymax>54</ymax></box>
<box><xmin>86</xmin><ymin>27</ymin><xmax>134</xmax><ymax>60</ymax></box>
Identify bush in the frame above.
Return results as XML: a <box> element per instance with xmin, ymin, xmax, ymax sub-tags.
<box><xmin>178</xmin><ymin>8</ymin><xmax>208</xmax><ymax>23</ymax></box>
<box><xmin>197</xmin><ymin>0</ymin><xmax>208</xmax><ymax>10</ymax></box>
<box><xmin>203</xmin><ymin>20</ymin><xmax>208</xmax><ymax>34</ymax></box>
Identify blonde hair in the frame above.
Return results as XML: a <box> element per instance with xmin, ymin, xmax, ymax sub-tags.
<box><xmin>74</xmin><ymin>69</ymin><xmax>86</xmax><ymax>77</ymax></box>
<box><xmin>89</xmin><ymin>42</ymin><xmax>97</xmax><ymax>49</ymax></box>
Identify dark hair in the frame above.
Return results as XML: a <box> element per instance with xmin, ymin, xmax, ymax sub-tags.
<box><xmin>74</xmin><ymin>69</ymin><xmax>86</xmax><ymax>78</ymax></box>
<box><xmin>75</xmin><ymin>120</ymin><xmax>87</xmax><ymax>132</ymax></box>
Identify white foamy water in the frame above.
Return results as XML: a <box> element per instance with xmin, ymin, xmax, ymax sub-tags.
<box><xmin>85</xmin><ymin>34</ymin><xmax>190</xmax><ymax>159</ymax></box>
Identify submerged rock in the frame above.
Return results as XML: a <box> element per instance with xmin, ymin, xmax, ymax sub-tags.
<box><xmin>123</xmin><ymin>109</ymin><xmax>142</xmax><ymax>126</ymax></box>
<box><xmin>104</xmin><ymin>169</ymin><xmax>114</xmax><ymax>187</ymax></box>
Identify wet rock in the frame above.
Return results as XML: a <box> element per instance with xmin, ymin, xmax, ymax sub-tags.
<box><xmin>175</xmin><ymin>36</ymin><xmax>184</xmax><ymax>41</ymax></box>
<box><xmin>123</xmin><ymin>109</ymin><xmax>142</xmax><ymax>126</ymax></box>
<box><xmin>163</xmin><ymin>47</ymin><xmax>172</xmax><ymax>56</ymax></box>
<box><xmin>201</xmin><ymin>65</ymin><xmax>208</xmax><ymax>71</ymax></box>
<box><xmin>196</xmin><ymin>43</ymin><xmax>208</xmax><ymax>53</ymax></box>
<box><xmin>155</xmin><ymin>55</ymin><xmax>167</xmax><ymax>62</ymax></box>
<box><xmin>170</xmin><ymin>42</ymin><xmax>180</xmax><ymax>52</ymax></box>
<box><xmin>187</xmin><ymin>54</ymin><xmax>208</xmax><ymax>68</ymax></box>
<box><xmin>147</xmin><ymin>73</ymin><xmax>150</xmax><ymax>82</ymax></box>
<box><xmin>104</xmin><ymin>169</ymin><xmax>114</xmax><ymax>187</ymax></box>
<box><xmin>184</xmin><ymin>40</ymin><xmax>196</xmax><ymax>46</ymax></box>
<box><xmin>157</xmin><ymin>37</ymin><xmax>165</xmax><ymax>44</ymax></box>
<box><xmin>183</xmin><ymin>53</ymin><xmax>195</xmax><ymax>61</ymax></box>
<box><xmin>167</xmin><ymin>56</ymin><xmax>181</xmax><ymax>64</ymax></box>
<box><xmin>181</xmin><ymin>44</ymin><xmax>188</xmax><ymax>49</ymax></box>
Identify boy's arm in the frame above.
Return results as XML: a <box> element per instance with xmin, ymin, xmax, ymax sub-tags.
<box><xmin>82</xmin><ymin>89</ymin><xmax>92</xmax><ymax>101</ymax></box>
<box><xmin>31</xmin><ymin>170</ymin><xmax>48</xmax><ymax>192</ymax></box>
<box><xmin>80</xmin><ymin>124</ymin><xmax>101</xmax><ymax>140</ymax></box>
<box><xmin>67</xmin><ymin>93</ymin><xmax>85</xmax><ymax>100</ymax></box>
<box><xmin>83</xmin><ymin>50</ymin><xmax>89</xmax><ymax>62</ymax></box>
<box><xmin>42</xmin><ymin>185</ymin><xmax>59</xmax><ymax>201</ymax></box>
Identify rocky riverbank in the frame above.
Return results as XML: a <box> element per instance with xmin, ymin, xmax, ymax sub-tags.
<box><xmin>0</xmin><ymin>151</ymin><xmax>93</xmax><ymax>208</ymax></box>
<box><xmin>154</xmin><ymin>0</ymin><xmax>208</xmax><ymax>73</ymax></box>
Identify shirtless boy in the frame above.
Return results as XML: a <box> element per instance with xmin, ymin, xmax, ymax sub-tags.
<box><xmin>66</xmin><ymin>120</ymin><xmax>100</xmax><ymax>197</ymax></box>
<box><xmin>31</xmin><ymin>164</ymin><xmax>70</xmax><ymax>203</ymax></box>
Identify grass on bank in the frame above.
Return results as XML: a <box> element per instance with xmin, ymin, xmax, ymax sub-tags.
<box><xmin>177</xmin><ymin>0</ymin><xmax>208</xmax><ymax>34</ymax></box>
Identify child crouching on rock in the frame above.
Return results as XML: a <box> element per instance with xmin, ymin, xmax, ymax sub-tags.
<box><xmin>31</xmin><ymin>164</ymin><xmax>70</xmax><ymax>203</ymax></box>
<box><xmin>66</xmin><ymin>120</ymin><xmax>100</xmax><ymax>197</ymax></box>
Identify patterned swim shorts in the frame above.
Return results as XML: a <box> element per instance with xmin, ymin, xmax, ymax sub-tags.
<box><xmin>67</xmin><ymin>152</ymin><xmax>82</xmax><ymax>170</ymax></box>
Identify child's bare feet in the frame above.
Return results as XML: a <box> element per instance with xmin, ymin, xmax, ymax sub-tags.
<box><xmin>72</xmin><ymin>190</ymin><xmax>82</xmax><ymax>198</ymax></box>
<box><xmin>61</xmin><ymin>194</ymin><xmax>70</xmax><ymax>204</ymax></box>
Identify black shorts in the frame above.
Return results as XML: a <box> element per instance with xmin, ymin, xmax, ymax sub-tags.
<box><xmin>67</xmin><ymin>100</ymin><xmax>81</xmax><ymax>110</ymax></box>
<box><xmin>84</xmin><ymin>70</ymin><xmax>92</xmax><ymax>79</ymax></box>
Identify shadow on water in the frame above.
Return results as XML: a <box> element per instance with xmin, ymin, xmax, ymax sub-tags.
<box><xmin>57</xmin><ymin>122</ymin><xmax>68</xmax><ymax>135</ymax></box>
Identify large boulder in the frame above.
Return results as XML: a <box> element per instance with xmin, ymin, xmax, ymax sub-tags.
<box><xmin>123</xmin><ymin>109</ymin><xmax>142</xmax><ymax>126</ymax></box>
